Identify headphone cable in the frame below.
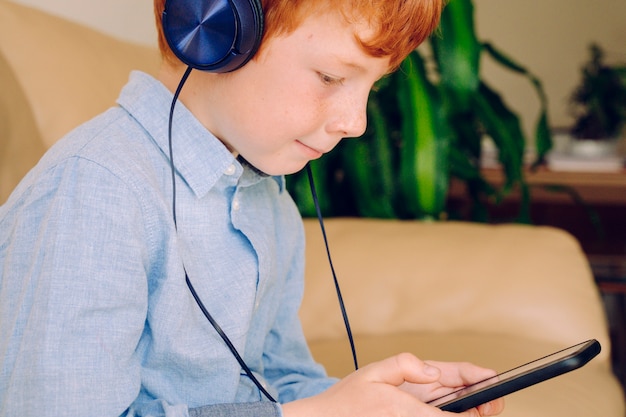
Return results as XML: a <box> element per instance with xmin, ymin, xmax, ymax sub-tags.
<box><xmin>168</xmin><ymin>66</ymin><xmax>276</xmax><ymax>403</ymax></box>
<box><xmin>167</xmin><ymin>67</ymin><xmax>358</xmax><ymax>404</ymax></box>
<box><xmin>305</xmin><ymin>163</ymin><xmax>359</xmax><ymax>371</ymax></box>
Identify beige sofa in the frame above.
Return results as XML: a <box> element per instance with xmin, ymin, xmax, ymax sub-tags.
<box><xmin>1</xmin><ymin>1</ymin><xmax>624</xmax><ymax>415</ymax></box>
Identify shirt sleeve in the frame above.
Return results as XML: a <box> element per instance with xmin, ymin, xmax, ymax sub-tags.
<box><xmin>188</xmin><ymin>402</ymin><xmax>282</xmax><ymax>417</ymax></box>
<box><xmin>0</xmin><ymin>157</ymin><xmax>150</xmax><ymax>416</ymax></box>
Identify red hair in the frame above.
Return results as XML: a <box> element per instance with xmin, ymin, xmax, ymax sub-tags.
<box><xmin>154</xmin><ymin>0</ymin><xmax>443</xmax><ymax>70</ymax></box>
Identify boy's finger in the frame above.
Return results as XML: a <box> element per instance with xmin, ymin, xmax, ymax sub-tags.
<box><xmin>476</xmin><ymin>398</ymin><xmax>505</xmax><ymax>416</ymax></box>
<box><xmin>359</xmin><ymin>353</ymin><xmax>441</xmax><ymax>386</ymax></box>
<box><xmin>426</xmin><ymin>360</ymin><xmax>497</xmax><ymax>387</ymax></box>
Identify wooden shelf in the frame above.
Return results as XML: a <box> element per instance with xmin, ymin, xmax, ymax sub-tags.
<box><xmin>493</xmin><ymin>167</ymin><xmax>626</xmax><ymax>204</ymax></box>
<box><xmin>447</xmin><ymin>166</ymin><xmax>626</xmax><ymax>257</ymax></box>
<box><xmin>450</xmin><ymin>167</ymin><xmax>626</xmax><ymax>205</ymax></box>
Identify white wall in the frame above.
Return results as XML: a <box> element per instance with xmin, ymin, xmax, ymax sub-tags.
<box><xmin>11</xmin><ymin>0</ymin><xmax>156</xmax><ymax>46</ymax></box>
<box><xmin>476</xmin><ymin>0</ymin><xmax>626</xmax><ymax>137</ymax></box>
<box><xmin>9</xmin><ymin>0</ymin><xmax>626</xmax><ymax>139</ymax></box>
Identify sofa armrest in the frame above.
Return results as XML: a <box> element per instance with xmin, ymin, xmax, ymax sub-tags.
<box><xmin>0</xmin><ymin>50</ymin><xmax>45</xmax><ymax>203</ymax></box>
<box><xmin>0</xmin><ymin>1</ymin><xmax>160</xmax><ymax>147</ymax></box>
<box><xmin>0</xmin><ymin>1</ymin><xmax>160</xmax><ymax>202</ymax></box>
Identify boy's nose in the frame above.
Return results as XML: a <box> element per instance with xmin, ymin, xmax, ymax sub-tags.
<box><xmin>330</xmin><ymin>92</ymin><xmax>368</xmax><ymax>139</ymax></box>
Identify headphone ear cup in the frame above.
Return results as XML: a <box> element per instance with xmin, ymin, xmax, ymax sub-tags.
<box><xmin>162</xmin><ymin>0</ymin><xmax>264</xmax><ymax>73</ymax></box>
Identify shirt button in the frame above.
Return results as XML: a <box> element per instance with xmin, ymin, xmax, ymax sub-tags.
<box><xmin>224</xmin><ymin>164</ymin><xmax>236</xmax><ymax>176</ymax></box>
<box><xmin>232</xmin><ymin>199</ymin><xmax>240</xmax><ymax>211</ymax></box>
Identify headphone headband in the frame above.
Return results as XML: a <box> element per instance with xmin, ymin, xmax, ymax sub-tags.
<box><xmin>162</xmin><ymin>0</ymin><xmax>264</xmax><ymax>72</ymax></box>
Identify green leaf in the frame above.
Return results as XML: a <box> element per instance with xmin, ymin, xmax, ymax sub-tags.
<box><xmin>340</xmin><ymin>97</ymin><xmax>397</xmax><ymax>218</ymax></box>
<box><xmin>482</xmin><ymin>42</ymin><xmax>553</xmax><ymax>163</ymax></box>
<box><xmin>398</xmin><ymin>51</ymin><xmax>449</xmax><ymax>219</ymax></box>
<box><xmin>432</xmin><ymin>0</ymin><xmax>481</xmax><ymax>109</ymax></box>
<box><xmin>474</xmin><ymin>82</ymin><xmax>525</xmax><ymax>195</ymax></box>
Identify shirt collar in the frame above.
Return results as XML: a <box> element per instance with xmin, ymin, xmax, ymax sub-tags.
<box><xmin>117</xmin><ymin>71</ymin><xmax>284</xmax><ymax>196</ymax></box>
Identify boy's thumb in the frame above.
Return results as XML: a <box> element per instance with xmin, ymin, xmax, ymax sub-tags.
<box><xmin>360</xmin><ymin>353</ymin><xmax>441</xmax><ymax>386</ymax></box>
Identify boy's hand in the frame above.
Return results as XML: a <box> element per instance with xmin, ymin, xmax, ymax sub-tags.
<box><xmin>399</xmin><ymin>359</ymin><xmax>504</xmax><ymax>416</ymax></box>
<box><xmin>282</xmin><ymin>353</ymin><xmax>504</xmax><ymax>417</ymax></box>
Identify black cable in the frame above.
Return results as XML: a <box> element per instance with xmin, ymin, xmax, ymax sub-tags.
<box><xmin>306</xmin><ymin>163</ymin><xmax>359</xmax><ymax>371</ymax></box>
<box><xmin>168</xmin><ymin>66</ymin><xmax>276</xmax><ymax>403</ymax></box>
<box><xmin>167</xmin><ymin>67</ymin><xmax>359</xmax><ymax>405</ymax></box>
<box><xmin>168</xmin><ymin>66</ymin><xmax>192</xmax><ymax>229</ymax></box>
<box><xmin>184</xmin><ymin>272</ymin><xmax>277</xmax><ymax>402</ymax></box>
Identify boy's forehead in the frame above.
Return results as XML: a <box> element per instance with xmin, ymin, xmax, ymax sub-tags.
<box><xmin>260</xmin><ymin>9</ymin><xmax>390</xmax><ymax>76</ymax></box>
<box><xmin>269</xmin><ymin>8</ymin><xmax>379</xmax><ymax>55</ymax></box>
<box><xmin>309</xmin><ymin>9</ymin><xmax>389</xmax><ymax>67</ymax></box>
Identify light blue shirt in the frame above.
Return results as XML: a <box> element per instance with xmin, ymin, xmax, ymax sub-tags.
<box><xmin>0</xmin><ymin>72</ymin><xmax>335</xmax><ymax>416</ymax></box>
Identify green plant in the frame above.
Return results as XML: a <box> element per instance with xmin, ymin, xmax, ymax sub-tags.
<box><xmin>569</xmin><ymin>43</ymin><xmax>626</xmax><ymax>140</ymax></box>
<box><xmin>287</xmin><ymin>0</ymin><xmax>552</xmax><ymax>222</ymax></box>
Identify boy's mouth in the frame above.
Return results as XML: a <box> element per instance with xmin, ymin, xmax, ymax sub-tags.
<box><xmin>296</xmin><ymin>140</ymin><xmax>324</xmax><ymax>159</ymax></box>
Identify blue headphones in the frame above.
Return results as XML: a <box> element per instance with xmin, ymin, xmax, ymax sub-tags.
<box><xmin>162</xmin><ymin>0</ymin><xmax>264</xmax><ymax>73</ymax></box>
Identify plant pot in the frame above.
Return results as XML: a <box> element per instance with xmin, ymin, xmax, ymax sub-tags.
<box><xmin>569</xmin><ymin>138</ymin><xmax>618</xmax><ymax>158</ymax></box>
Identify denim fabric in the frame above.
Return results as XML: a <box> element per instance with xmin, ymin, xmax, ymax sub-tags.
<box><xmin>0</xmin><ymin>72</ymin><xmax>335</xmax><ymax>416</ymax></box>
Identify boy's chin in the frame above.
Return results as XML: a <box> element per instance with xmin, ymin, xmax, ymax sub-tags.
<box><xmin>265</xmin><ymin>163</ymin><xmax>310</xmax><ymax>177</ymax></box>
<box><xmin>241</xmin><ymin>157</ymin><xmax>310</xmax><ymax>177</ymax></box>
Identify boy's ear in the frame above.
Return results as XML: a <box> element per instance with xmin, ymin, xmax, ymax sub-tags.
<box><xmin>162</xmin><ymin>0</ymin><xmax>264</xmax><ymax>73</ymax></box>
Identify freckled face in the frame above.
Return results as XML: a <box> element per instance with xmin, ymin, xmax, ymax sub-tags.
<box><xmin>202</xmin><ymin>11</ymin><xmax>390</xmax><ymax>175</ymax></box>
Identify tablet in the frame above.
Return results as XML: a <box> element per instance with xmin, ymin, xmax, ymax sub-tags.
<box><xmin>427</xmin><ymin>339</ymin><xmax>601</xmax><ymax>413</ymax></box>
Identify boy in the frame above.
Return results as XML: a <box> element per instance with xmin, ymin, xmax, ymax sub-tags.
<box><xmin>0</xmin><ymin>0</ymin><xmax>504</xmax><ymax>416</ymax></box>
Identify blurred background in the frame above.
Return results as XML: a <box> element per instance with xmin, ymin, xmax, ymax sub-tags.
<box><xmin>10</xmin><ymin>0</ymin><xmax>625</xmax><ymax>136</ymax></box>
<box><xmin>8</xmin><ymin>0</ymin><xmax>626</xmax><ymax>385</ymax></box>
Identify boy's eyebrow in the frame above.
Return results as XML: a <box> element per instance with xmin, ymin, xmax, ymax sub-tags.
<box><xmin>332</xmin><ymin>53</ymin><xmax>369</xmax><ymax>74</ymax></box>
<box><xmin>331</xmin><ymin>51</ymin><xmax>391</xmax><ymax>76</ymax></box>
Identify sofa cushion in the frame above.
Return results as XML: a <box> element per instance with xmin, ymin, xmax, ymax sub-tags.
<box><xmin>308</xmin><ymin>333</ymin><xmax>624</xmax><ymax>417</ymax></box>
<box><xmin>300</xmin><ymin>218</ymin><xmax>624</xmax><ymax>416</ymax></box>
<box><xmin>301</xmin><ymin>218</ymin><xmax>610</xmax><ymax>356</ymax></box>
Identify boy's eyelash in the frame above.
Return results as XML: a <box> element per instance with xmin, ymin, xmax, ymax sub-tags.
<box><xmin>318</xmin><ymin>72</ymin><xmax>344</xmax><ymax>86</ymax></box>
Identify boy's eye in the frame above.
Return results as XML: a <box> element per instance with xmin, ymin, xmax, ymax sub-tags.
<box><xmin>318</xmin><ymin>72</ymin><xmax>344</xmax><ymax>86</ymax></box>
